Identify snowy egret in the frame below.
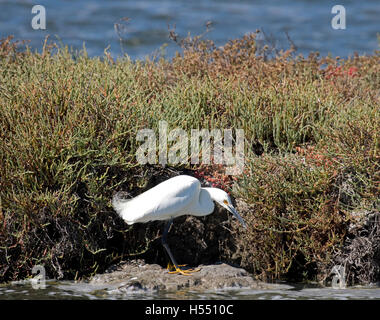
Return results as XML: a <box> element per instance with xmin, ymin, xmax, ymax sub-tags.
<box><xmin>112</xmin><ymin>175</ymin><xmax>246</xmax><ymax>275</ymax></box>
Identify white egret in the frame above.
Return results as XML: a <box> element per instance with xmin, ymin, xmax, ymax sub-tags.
<box><xmin>112</xmin><ymin>175</ymin><xmax>246</xmax><ymax>275</ymax></box>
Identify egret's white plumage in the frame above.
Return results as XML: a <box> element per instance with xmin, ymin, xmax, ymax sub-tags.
<box><xmin>113</xmin><ymin>175</ymin><xmax>212</xmax><ymax>224</ymax></box>
<box><xmin>112</xmin><ymin>174</ymin><xmax>246</xmax><ymax>275</ymax></box>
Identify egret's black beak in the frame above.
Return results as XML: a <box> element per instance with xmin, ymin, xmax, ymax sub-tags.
<box><xmin>222</xmin><ymin>203</ymin><xmax>246</xmax><ymax>228</ymax></box>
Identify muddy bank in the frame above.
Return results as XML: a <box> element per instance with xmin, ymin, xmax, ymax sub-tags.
<box><xmin>90</xmin><ymin>259</ymin><xmax>277</xmax><ymax>293</ymax></box>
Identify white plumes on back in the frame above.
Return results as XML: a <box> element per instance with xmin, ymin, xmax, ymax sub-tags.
<box><xmin>112</xmin><ymin>191</ymin><xmax>132</xmax><ymax>219</ymax></box>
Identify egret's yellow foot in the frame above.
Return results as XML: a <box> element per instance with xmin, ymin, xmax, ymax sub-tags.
<box><xmin>166</xmin><ymin>262</ymin><xmax>186</xmax><ymax>270</ymax></box>
<box><xmin>168</xmin><ymin>266</ymin><xmax>200</xmax><ymax>276</ymax></box>
<box><xmin>166</xmin><ymin>262</ymin><xmax>200</xmax><ymax>276</ymax></box>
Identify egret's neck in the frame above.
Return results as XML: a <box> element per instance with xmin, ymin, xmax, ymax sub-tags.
<box><xmin>202</xmin><ymin>187</ymin><xmax>223</xmax><ymax>202</ymax></box>
<box><xmin>188</xmin><ymin>188</ymin><xmax>215</xmax><ymax>216</ymax></box>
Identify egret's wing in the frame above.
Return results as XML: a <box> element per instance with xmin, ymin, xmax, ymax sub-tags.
<box><xmin>114</xmin><ymin>176</ymin><xmax>201</xmax><ymax>224</ymax></box>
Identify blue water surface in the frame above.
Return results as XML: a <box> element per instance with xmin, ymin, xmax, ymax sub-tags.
<box><xmin>0</xmin><ymin>0</ymin><xmax>379</xmax><ymax>59</ymax></box>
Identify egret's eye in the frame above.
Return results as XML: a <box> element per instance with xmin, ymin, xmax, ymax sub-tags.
<box><xmin>223</xmin><ymin>200</ymin><xmax>228</xmax><ymax>205</ymax></box>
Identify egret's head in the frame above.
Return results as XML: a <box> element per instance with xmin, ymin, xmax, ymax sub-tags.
<box><xmin>207</xmin><ymin>188</ymin><xmax>246</xmax><ymax>228</ymax></box>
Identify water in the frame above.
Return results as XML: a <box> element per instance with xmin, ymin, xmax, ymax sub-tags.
<box><xmin>1</xmin><ymin>280</ymin><xmax>380</xmax><ymax>300</ymax></box>
<box><xmin>0</xmin><ymin>0</ymin><xmax>379</xmax><ymax>59</ymax></box>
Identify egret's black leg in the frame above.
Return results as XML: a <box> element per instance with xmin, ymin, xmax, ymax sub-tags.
<box><xmin>161</xmin><ymin>218</ymin><xmax>200</xmax><ymax>275</ymax></box>
<box><xmin>161</xmin><ymin>218</ymin><xmax>179</xmax><ymax>267</ymax></box>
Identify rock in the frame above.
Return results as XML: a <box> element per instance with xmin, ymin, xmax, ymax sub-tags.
<box><xmin>90</xmin><ymin>260</ymin><xmax>273</xmax><ymax>294</ymax></box>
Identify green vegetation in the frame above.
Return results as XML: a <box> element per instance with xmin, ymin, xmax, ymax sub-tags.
<box><xmin>0</xmin><ymin>33</ymin><xmax>379</xmax><ymax>284</ymax></box>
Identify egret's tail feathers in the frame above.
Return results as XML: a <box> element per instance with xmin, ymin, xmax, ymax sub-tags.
<box><xmin>112</xmin><ymin>191</ymin><xmax>133</xmax><ymax>217</ymax></box>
